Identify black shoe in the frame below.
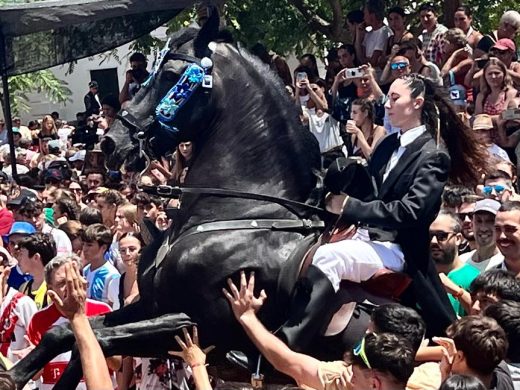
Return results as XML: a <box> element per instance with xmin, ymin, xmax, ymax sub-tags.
<box><xmin>277</xmin><ymin>265</ymin><xmax>336</xmax><ymax>352</ymax></box>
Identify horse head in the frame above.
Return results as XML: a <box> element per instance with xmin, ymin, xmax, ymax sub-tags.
<box><xmin>101</xmin><ymin>8</ymin><xmax>221</xmax><ymax>172</ymax></box>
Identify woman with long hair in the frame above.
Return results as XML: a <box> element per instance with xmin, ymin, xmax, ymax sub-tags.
<box><xmin>171</xmin><ymin>141</ymin><xmax>194</xmax><ymax>185</ymax></box>
<box><xmin>347</xmin><ymin>98</ymin><xmax>386</xmax><ymax>159</ymax></box>
<box><xmin>475</xmin><ymin>58</ymin><xmax>517</xmax><ymax>119</ymax></box>
<box><xmin>272</xmin><ymin>73</ymin><xmax>488</xmax><ymax>353</ymax></box>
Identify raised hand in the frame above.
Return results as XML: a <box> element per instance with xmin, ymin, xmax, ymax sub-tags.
<box><xmin>47</xmin><ymin>262</ymin><xmax>87</xmax><ymax>320</ymax></box>
<box><xmin>168</xmin><ymin>326</ymin><xmax>215</xmax><ymax>368</ymax></box>
<box><xmin>222</xmin><ymin>271</ymin><xmax>267</xmax><ymax>322</ymax></box>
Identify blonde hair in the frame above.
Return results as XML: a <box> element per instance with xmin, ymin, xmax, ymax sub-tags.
<box><xmin>41</xmin><ymin>115</ymin><xmax>58</xmax><ymax>136</ymax></box>
<box><xmin>117</xmin><ymin>203</ymin><xmax>137</xmax><ymax>226</ymax></box>
<box><xmin>444</xmin><ymin>28</ymin><xmax>467</xmax><ymax>48</ymax></box>
<box><xmin>480</xmin><ymin>58</ymin><xmax>512</xmax><ymax>98</ymax></box>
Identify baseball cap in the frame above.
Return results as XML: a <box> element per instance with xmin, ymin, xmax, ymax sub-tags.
<box><xmin>89</xmin><ymin>81</ymin><xmax>99</xmax><ymax>88</ymax></box>
<box><xmin>7</xmin><ymin>188</ymin><xmax>38</xmax><ymax>207</ymax></box>
<box><xmin>472</xmin><ymin>114</ymin><xmax>494</xmax><ymax>130</ymax></box>
<box><xmin>474</xmin><ymin>199</ymin><xmax>501</xmax><ymax>215</ymax></box>
<box><xmin>48</xmin><ymin>140</ymin><xmax>61</xmax><ymax>151</ymax></box>
<box><xmin>492</xmin><ymin>38</ymin><xmax>516</xmax><ymax>52</ymax></box>
<box><xmin>69</xmin><ymin>149</ymin><xmax>86</xmax><ymax>162</ymax></box>
<box><xmin>7</xmin><ymin>221</ymin><xmax>36</xmax><ymax>236</ymax></box>
<box><xmin>449</xmin><ymin>85</ymin><xmax>467</xmax><ymax>107</ymax></box>
<box><xmin>12</xmin><ymin>127</ymin><xmax>21</xmax><ymax>135</ymax></box>
<box><xmin>44</xmin><ymin>168</ymin><xmax>63</xmax><ymax>182</ymax></box>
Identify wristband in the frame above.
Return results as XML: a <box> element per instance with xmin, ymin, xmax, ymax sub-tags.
<box><xmin>453</xmin><ymin>287</ymin><xmax>464</xmax><ymax>299</ymax></box>
<box><xmin>190</xmin><ymin>363</ymin><xmax>206</xmax><ymax>369</ymax></box>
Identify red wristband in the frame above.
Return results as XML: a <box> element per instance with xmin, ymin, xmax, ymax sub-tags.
<box><xmin>190</xmin><ymin>363</ymin><xmax>205</xmax><ymax>369</ymax></box>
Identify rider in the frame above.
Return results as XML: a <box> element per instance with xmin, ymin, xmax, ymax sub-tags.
<box><xmin>276</xmin><ymin>74</ymin><xmax>488</xmax><ymax>352</ymax></box>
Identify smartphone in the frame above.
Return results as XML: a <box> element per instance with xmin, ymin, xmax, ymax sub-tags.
<box><xmin>344</xmin><ymin>67</ymin><xmax>364</xmax><ymax>79</ymax></box>
<box><xmin>501</xmin><ymin>108</ymin><xmax>520</xmax><ymax>121</ymax></box>
<box><xmin>296</xmin><ymin>72</ymin><xmax>308</xmax><ymax>82</ymax></box>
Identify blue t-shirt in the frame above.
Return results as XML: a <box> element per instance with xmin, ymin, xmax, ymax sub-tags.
<box><xmin>83</xmin><ymin>261</ymin><xmax>120</xmax><ymax>305</ymax></box>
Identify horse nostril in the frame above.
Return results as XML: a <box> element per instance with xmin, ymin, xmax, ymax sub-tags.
<box><xmin>100</xmin><ymin>137</ymin><xmax>116</xmax><ymax>155</ymax></box>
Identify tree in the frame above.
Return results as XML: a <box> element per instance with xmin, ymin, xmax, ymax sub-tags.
<box><xmin>0</xmin><ymin>70</ymin><xmax>72</xmax><ymax>116</ymax></box>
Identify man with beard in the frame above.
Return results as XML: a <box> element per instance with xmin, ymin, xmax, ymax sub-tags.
<box><xmin>494</xmin><ymin>201</ymin><xmax>520</xmax><ymax>277</ymax></box>
<box><xmin>457</xmin><ymin>194</ymin><xmax>479</xmax><ymax>254</ymax></box>
<box><xmin>460</xmin><ymin>199</ymin><xmax>504</xmax><ymax>272</ymax></box>
<box><xmin>429</xmin><ymin>210</ymin><xmax>480</xmax><ymax>316</ymax></box>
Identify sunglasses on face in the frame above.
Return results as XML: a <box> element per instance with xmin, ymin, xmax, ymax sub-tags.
<box><xmin>390</xmin><ymin>62</ymin><xmax>408</xmax><ymax>70</ymax></box>
<box><xmin>353</xmin><ymin>337</ymin><xmax>371</xmax><ymax>369</ymax></box>
<box><xmin>483</xmin><ymin>184</ymin><xmax>509</xmax><ymax>195</ymax></box>
<box><xmin>458</xmin><ymin>212</ymin><xmax>474</xmax><ymax>221</ymax></box>
<box><xmin>429</xmin><ymin>231</ymin><xmax>456</xmax><ymax>242</ymax></box>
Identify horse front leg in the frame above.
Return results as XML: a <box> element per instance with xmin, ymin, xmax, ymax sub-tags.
<box><xmin>8</xmin><ymin>300</ymin><xmax>152</xmax><ymax>389</ymax></box>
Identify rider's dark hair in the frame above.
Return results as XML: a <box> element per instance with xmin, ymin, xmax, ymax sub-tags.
<box><xmin>346</xmin><ymin>10</ymin><xmax>364</xmax><ymax>25</ymax></box>
<box><xmin>371</xmin><ymin>303</ymin><xmax>425</xmax><ymax>353</ymax></box>
<box><xmin>484</xmin><ymin>300</ymin><xmax>520</xmax><ymax>362</ymax></box>
<box><xmin>349</xmin><ymin>333</ymin><xmax>415</xmax><ymax>385</ymax></box>
<box><xmin>439</xmin><ymin>375</ymin><xmax>486</xmax><ymax>390</ymax></box>
<box><xmin>470</xmin><ymin>270</ymin><xmax>520</xmax><ymax>301</ymax></box>
<box><xmin>401</xmin><ymin>74</ymin><xmax>488</xmax><ymax>186</ymax></box>
<box><xmin>129</xmin><ymin>52</ymin><xmax>147</xmax><ymax>63</ymax></box>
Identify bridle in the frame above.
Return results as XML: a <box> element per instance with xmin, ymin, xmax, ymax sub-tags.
<box><xmin>112</xmin><ymin>41</ymin><xmax>325</xmax><ymax>235</ymax></box>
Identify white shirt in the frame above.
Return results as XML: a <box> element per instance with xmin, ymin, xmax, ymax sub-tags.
<box><xmin>488</xmin><ymin>143</ymin><xmax>511</xmax><ymax>162</ymax></box>
<box><xmin>459</xmin><ymin>250</ymin><xmax>504</xmax><ymax>272</ymax></box>
<box><xmin>42</xmin><ymin>224</ymin><xmax>72</xmax><ymax>255</ymax></box>
<box><xmin>383</xmin><ymin>125</ymin><xmax>427</xmax><ymax>181</ymax></box>
<box><xmin>363</xmin><ymin>25</ymin><xmax>393</xmax><ymax>58</ymax></box>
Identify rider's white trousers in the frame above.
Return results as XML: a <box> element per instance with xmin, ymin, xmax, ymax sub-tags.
<box><xmin>312</xmin><ymin>229</ymin><xmax>405</xmax><ymax>291</ymax></box>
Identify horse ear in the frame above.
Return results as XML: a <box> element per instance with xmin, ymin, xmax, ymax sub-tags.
<box><xmin>194</xmin><ymin>6</ymin><xmax>220</xmax><ymax>58</ymax></box>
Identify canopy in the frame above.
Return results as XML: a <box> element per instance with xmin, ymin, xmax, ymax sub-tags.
<box><xmin>0</xmin><ymin>0</ymin><xmax>193</xmax><ymax>76</ymax></box>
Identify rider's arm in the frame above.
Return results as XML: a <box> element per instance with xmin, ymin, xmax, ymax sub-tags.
<box><xmin>238</xmin><ymin>312</ymin><xmax>327</xmax><ymax>390</ymax></box>
<box><xmin>342</xmin><ymin>150</ymin><xmax>450</xmax><ymax>229</ymax></box>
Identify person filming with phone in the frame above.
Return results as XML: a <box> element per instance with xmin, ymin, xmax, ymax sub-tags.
<box><xmin>119</xmin><ymin>52</ymin><xmax>150</xmax><ymax>106</ymax></box>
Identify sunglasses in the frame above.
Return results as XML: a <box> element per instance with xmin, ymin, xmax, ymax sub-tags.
<box><xmin>390</xmin><ymin>62</ymin><xmax>408</xmax><ymax>70</ymax></box>
<box><xmin>483</xmin><ymin>184</ymin><xmax>509</xmax><ymax>195</ymax></box>
<box><xmin>458</xmin><ymin>212</ymin><xmax>474</xmax><ymax>221</ymax></box>
<box><xmin>353</xmin><ymin>337</ymin><xmax>371</xmax><ymax>369</ymax></box>
<box><xmin>429</xmin><ymin>231</ymin><xmax>456</xmax><ymax>242</ymax></box>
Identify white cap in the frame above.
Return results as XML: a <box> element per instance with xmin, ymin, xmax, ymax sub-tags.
<box><xmin>69</xmin><ymin>149</ymin><xmax>86</xmax><ymax>162</ymax></box>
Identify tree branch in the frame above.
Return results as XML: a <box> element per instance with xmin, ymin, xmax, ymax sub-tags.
<box><xmin>289</xmin><ymin>0</ymin><xmax>332</xmax><ymax>36</ymax></box>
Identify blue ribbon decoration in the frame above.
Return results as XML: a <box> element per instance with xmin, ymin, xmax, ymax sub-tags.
<box><xmin>155</xmin><ymin>63</ymin><xmax>206</xmax><ymax>133</ymax></box>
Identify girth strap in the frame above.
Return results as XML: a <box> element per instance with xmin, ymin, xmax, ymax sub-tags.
<box><xmin>178</xmin><ymin>219</ymin><xmax>325</xmax><ymax>241</ymax></box>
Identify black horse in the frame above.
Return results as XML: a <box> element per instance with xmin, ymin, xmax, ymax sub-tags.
<box><xmin>6</xmin><ymin>11</ymin><xmax>387</xmax><ymax>389</ymax></box>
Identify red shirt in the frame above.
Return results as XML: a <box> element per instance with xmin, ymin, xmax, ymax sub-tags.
<box><xmin>27</xmin><ymin>299</ymin><xmax>111</xmax><ymax>388</ymax></box>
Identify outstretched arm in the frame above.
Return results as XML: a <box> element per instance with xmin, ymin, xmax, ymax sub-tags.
<box><xmin>169</xmin><ymin>326</ymin><xmax>214</xmax><ymax>390</ymax></box>
<box><xmin>48</xmin><ymin>262</ymin><xmax>113</xmax><ymax>390</ymax></box>
<box><xmin>223</xmin><ymin>272</ymin><xmax>330</xmax><ymax>390</ymax></box>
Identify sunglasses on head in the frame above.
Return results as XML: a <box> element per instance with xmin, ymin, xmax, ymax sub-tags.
<box><xmin>353</xmin><ymin>337</ymin><xmax>371</xmax><ymax>369</ymax></box>
<box><xmin>483</xmin><ymin>184</ymin><xmax>509</xmax><ymax>195</ymax></box>
<box><xmin>429</xmin><ymin>231</ymin><xmax>456</xmax><ymax>242</ymax></box>
<box><xmin>391</xmin><ymin>62</ymin><xmax>408</xmax><ymax>70</ymax></box>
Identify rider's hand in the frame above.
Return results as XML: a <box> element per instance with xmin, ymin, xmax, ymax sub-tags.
<box><xmin>223</xmin><ymin>271</ymin><xmax>267</xmax><ymax>322</ymax></box>
<box><xmin>169</xmin><ymin>326</ymin><xmax>215</xmax><ymax>368</ymax></box>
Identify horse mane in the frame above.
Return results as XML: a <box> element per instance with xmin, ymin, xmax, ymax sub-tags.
<box><xmin>185</xmin><ymin>41</ymin><xmax>321</xmax><ymax>209</ymax></box>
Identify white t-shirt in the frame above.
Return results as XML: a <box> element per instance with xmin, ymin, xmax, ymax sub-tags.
<box><xmin>363</xmin><ymin>25</ymin><xmax>393</xmax><ymax>59</ymax></box>
<box><xmin>307</xmin><ymin>113</ymin><xmax>344</xmax><ymax>153</ymax></box>
<box><xmin>136</xmin><ymin>357</ymin><xmax>190</xmax><ymax>390</ymax></box>
<box><xmin>0</xmin><ymin>288</ymin><xmax>37</xmax><ymax>363</ymax></box>
<box><xmin>460</xmin><ymin>250</ymin><xmax>504</xmax><ymax>272</ymax></box>
<box><xmin>42</xmin><ymin>224</ymin><xmax>72</xmax><ymax>255</ymax></box>
<box><xmin>488</xmin><ymin>144</ymin><xmax>511</xmax><ymax>162</ymax></box>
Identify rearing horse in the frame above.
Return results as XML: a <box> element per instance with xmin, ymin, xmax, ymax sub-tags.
<box><xmin>6</xmin><ymin>11</ymin><xmax>378</xmax><ymax>389</ymax></box>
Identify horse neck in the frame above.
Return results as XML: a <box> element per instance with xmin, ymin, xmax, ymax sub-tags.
<box><xmin>182</xmin><ymin>53</ymin><xmax>319</xmax><ymax>221</ymax></box>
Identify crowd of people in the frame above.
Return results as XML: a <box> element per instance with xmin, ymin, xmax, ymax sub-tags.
<box><xmin>0</xmin><ymin>1</ymin><xmax>519</xmax><ymax>390</ymax></box>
